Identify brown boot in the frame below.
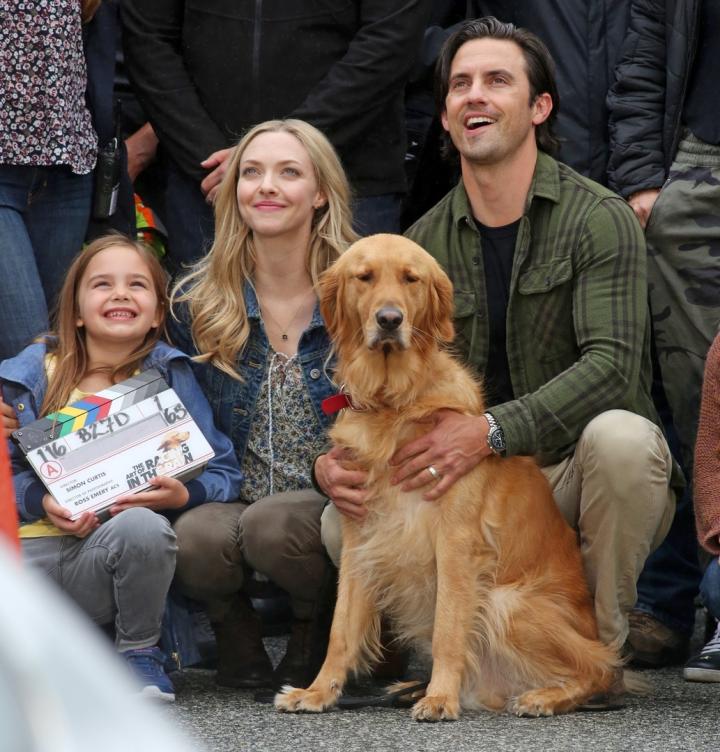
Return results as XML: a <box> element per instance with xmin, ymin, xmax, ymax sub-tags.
<box><xmin>626</xmin><ymin>609</ymin><xmax>690</xmax><ymax>668</ymax></box>
<box><xmin>213</xmin><ymin>594</ymin><xmax>274</xmax><ymax>688</ymax></box>
<box><xmin>272</xmin><ymin>569</ymin><xmax>337</xmax><ymax>689</ymax></box>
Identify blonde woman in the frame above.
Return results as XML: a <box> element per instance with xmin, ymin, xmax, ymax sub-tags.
<box><xmin>168</xmin><ymin>119</ymin><xmax>356</xmax><ymax>690</ymax></box>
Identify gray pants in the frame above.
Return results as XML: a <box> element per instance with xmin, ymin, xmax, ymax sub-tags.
<box><xmin>645</xmin><ymin>130</ymin><xmax>720</xmax><ymax>472</ymax></box>
<box><xmin>21</xmin><ymin>507</ymin><xmax>177</xmax><ymax>651</ymax></box>
<box><xmin>173</xmin><ymin>490</ymin><xmax>330</xmax><ymax>621</ymax></box>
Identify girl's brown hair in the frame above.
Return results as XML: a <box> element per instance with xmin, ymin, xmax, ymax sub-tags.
<box><xmin>40</xmin><ymin>234</ymin><xmax>169</xmax><ymax>416</ymax></box>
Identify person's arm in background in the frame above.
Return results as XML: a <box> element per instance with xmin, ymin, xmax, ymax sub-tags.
<box><xmin>606</xmin><ymin>0</ymin><xmax>667</xmax><ymax>227</ymax></box>
<box><xmin>125</xmin><ymin>122</ymin><xmax>159</xmax><ymax>182</ymax></box>
<box><xmin>694</xmin><ymin>335</ymin><xmax>720</xmax><ymax>556</ymax></box>
<box><xmin>121</xmin><ymin>0</ymin><xmax>228</xmax><ymax>184</ymax></box>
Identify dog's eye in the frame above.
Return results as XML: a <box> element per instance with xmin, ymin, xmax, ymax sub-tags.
<box><xmin>404</xmin><ymin>273</ymin><xmax>420</xmax><ymax>284</ymax></box>
<box><xmin>356</xmin><ymin>271</ymin><xmax>373</xmax><ymax>282</ymax></box>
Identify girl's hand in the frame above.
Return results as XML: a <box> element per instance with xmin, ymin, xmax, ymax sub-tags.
<box><xmin>110</xmin><ymin>475</ymin><xmax>189</xmax><ymax>514</ymax></box>
<box><xmin>0</xmin><ymin>396</ymin><xmax>19</xmax><ymax>438</ymax></box>
<box><xmin>42</xmin><ymin>494</ymin><xmax>99</xmax><ymax>538</ymax></box>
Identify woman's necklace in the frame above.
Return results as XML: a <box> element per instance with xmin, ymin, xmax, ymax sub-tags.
<box><xmin>256</xmin><ymin>288</ymin><xmax>315</xmax><ymax>341</ymax></box>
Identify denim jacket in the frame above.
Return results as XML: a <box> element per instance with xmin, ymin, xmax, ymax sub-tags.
<box><xmin>168</xmin><ymin>283</ymin><xmax>337</xmax><ymax>466</ymax></box>
<box><xmin>0</xmin><ymin>340</ymin><xmax>243</xmax><ymax>523</ymax></box>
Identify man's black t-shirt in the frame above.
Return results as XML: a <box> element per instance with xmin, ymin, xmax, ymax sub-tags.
<box><xmin>477</xmin><ymin>218</ymin><xmax>520</xmax><ymax>406</ymax></box>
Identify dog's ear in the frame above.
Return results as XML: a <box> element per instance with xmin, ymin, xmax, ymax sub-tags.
<box><xmin>426</xmin><ymin>266</ymin><xmax>455</xmax><ymax>343</ymax></box>
<box><xmin>318</xmin><ymin>262</ymin><xmax>345</xmax><ymax>342</ymax></box>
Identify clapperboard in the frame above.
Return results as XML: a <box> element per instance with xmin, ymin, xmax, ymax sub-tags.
<box><xmin>11</xmin><ymin>370</ymin><xmax>215</xmax><ymax>520</ymax></box>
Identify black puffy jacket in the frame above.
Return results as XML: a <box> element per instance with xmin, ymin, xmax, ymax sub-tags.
<box><xmin>121</xmin><ymin>0</ymin><xmax>431</xmax><ymax>198</ymax></box>
<box><xmin>606</xmin><ymin>0</ymin><xmax>701</xmax><ymax>197</ymax></box>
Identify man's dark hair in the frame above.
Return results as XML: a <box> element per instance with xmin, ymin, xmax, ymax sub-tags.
<box><xmin>435</xmin><ymin>17</ymin><xmax>561</xmax><ymax>157</ymax></box>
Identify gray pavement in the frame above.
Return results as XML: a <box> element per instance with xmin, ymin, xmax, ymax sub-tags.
<box><xmin>165</xmin><ymin>629</ymin><xmax>720</xmax><ymax>752</ymax></box>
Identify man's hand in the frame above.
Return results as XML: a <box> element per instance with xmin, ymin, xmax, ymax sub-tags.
<box><xmin>110</xmin><ymin>475</ymin><xmax>189</xmax><ymax>514</ymax></box>
<box><xmin>200</xmin><ymin>148</ymin><xmax>233</xmax><ymax>204</ymax></box>
<box><xmin>390</xmin><ymin>410</ymin><xmax>492</xmax><ymax>501</ymax></box>
<box><xmin>314</xmin><ymin>446</ymin><xmax>369</xmax><ymax>521</ymax></box>
<box><xmin>628</xmin><ymin>188</ymin><xmax>661</xmax><ymax>230</ymax></box>
<box><xmin>0</xmin><ymin>396</ymin><xmax>19</xmax><ymax>438</ymax></box>
<box><xmin>125</xmin><ymin>122</ymin><xmax>159</xmax><ymax>182</ymax></box>
<box><xmin>42</xmin><ymin>494</ymin><xmax>99</xmax><ymax>538</ymax></box>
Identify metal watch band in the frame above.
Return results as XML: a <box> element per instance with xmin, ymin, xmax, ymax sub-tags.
<box><xmin>483</xmin><ymin>412</ymin><xmax>505</xmax><ymax>455</ymax></box>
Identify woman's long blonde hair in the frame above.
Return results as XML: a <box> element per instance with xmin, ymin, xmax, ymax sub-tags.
<box><xmin>172</xmin><ymin>119</ymin><xmax>356</xmax><ymax>379</ymax></box>
<box><xmin>40</xmin><ymin>234</ymin><xmax>169</xmax><ymax>416</ymax></box>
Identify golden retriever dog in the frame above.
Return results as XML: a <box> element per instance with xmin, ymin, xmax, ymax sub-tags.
<box><xmin>275</xmin><ymin>235</ymin><xmax>621</xmax><ymax>721</ymax></box>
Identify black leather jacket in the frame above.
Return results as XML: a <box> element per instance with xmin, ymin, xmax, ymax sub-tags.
<box><xmin>121</xmin><ymin>0</ymin><xmax>431</xmax><ymax>197</ymax></box>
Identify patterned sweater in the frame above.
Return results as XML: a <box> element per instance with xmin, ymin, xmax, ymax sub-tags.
<box><xmin>695</xmin><ymin>333</ymin><xmax>720</xmax><ymax>555</ymax></box>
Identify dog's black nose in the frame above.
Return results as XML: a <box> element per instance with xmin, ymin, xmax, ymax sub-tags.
<box><xmin>376</xmin><ymin>307</ymin><xmax>403</xmax><ymax>331</ymax></box>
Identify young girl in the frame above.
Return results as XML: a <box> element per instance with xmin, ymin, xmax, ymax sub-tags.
<box><xmin>0</xmin><ymin>234</ymin><xmax>242</xmax><ymax>701</ymax></box>
<box><xmin>168</xmin><ymin>119</ymin><xmax>356</xmax><ymax>690</ymax></box>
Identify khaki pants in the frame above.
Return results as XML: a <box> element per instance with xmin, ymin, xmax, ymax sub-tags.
<box><xmin>321</xmin><ymin>409</ymin><xmax>676</xmax><ymax>645</ymax></box>
<box><xmin>174</xmin><ymin>489</ymin><xmax>329</xmax><ymax>620</ymax></box>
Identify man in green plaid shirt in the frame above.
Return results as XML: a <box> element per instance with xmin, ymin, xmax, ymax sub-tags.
<box><xmin>317</xmin><ymin>18</ymin><xmax>678</xmax><ymax>652</ymax></box>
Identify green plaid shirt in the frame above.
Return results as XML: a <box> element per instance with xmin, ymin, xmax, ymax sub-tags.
<box><xmin>406</xmin><ymin>152</ymin><xmax>670</xmax><ymax>472</ymax></box>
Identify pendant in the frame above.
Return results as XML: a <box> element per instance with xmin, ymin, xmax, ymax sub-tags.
<box><xmin>282</xmin><ymin>334</ymin><xmax>288</xmax><ymax>341</ymax></box>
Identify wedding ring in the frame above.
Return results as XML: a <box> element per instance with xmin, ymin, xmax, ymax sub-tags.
<box><xmin>426</xmin><ymin>465</ymin><xmax>441</xmax><ymax>481</ymax></box>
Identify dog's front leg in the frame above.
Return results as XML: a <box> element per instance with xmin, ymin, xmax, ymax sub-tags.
<box><xmin>275</xmin><ymin>559</ymin><xmax>379</xmax><ymax>713</ymax></box>
<box><xmin>412</xmin><ymin>531</ymin><xmax>475</xmax><ymax>722</ymax></box>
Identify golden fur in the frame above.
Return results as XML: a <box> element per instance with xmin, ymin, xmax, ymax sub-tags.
<box><xmin>275</xmin><ymin>234</ymin><xmax>621</xmax><ymax>720</ymax></box>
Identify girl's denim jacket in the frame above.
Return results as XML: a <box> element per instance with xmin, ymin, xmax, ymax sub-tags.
<box><xmin>169</xmin><ymin>283</ymin><xmax>337</xmax><ymax>465</ymax></box>
<box><xmin>0</xmin><ymin>340</ymin><xmax>243</xmax><ymax>523</ymax></box>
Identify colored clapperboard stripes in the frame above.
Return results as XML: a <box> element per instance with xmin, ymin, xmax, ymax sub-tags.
<box><xmin>16</xmin><ymin>370</ymin><xmax>168</xmax><ymax>451</ymax></box>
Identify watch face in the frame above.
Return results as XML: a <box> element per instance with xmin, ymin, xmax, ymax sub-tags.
<box><xmin>490</xmin><ymin>429</ymin><xmax>506</xmax><ymax>451</ymax></box>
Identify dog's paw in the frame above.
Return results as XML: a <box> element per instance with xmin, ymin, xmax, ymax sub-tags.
<box><xmin>411</xmin><ymin>694</ymin><xmax>459</xmax><ymax>722</ymax></box>
<box><xmin>508</xmin><ymin>690</ymin><xmax>557</xmax><ymax>718</ymax></box>
<box><xmin>274</xmin><ymin>685</ymin><xmax>339</xmax><ymax>713</ymax></box>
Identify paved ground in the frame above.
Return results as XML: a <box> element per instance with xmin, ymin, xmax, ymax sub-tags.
<box><xmin>164</xmin><ymin>624</ymin><xmax>720</xmax><ymax>752</ymax></box>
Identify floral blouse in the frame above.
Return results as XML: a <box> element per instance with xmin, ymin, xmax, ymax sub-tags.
<box><xmin>241</xmin><ymin>350</ymin><xmax>326</xmax><ymax>503</ymax></box>
<box><xmin>0</xmin><ymin>0</ymin><xmax>97</xmax><ymax>174</ymax></box>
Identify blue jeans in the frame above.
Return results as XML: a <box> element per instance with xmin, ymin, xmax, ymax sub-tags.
<box><xmin>163</xmin><ymin>161</ymin><xmax>214</xmax><ymax>277</ymax></box>
<box><xmin>352</xmin><ymin>193</ymin><xmax>403</xmax><ymax>237</ymax></box>
<box><xmin>700</xmin><ymin>558</ymin><xmax>720</xmax><ymax>621</ymax></box>
<box><xmin>0</xmin><ymin>165</ymin><xmax>92</xmax><ymax>360</ymax></box>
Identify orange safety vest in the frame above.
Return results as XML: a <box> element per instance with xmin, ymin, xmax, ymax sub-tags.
<box><xmin>0</xmin><ymin>433</ymin><xmax>19</xmax><ymax>551</ymax></box>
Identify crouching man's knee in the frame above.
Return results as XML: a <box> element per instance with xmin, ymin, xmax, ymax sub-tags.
<box><xmin>576</xmin><ymin>409</ymin><xmax>676</xmax><ymax>548</ymax></box>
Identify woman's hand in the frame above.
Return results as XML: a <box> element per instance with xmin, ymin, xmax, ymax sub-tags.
<box><xmin>0</xmin><ymin>396</ymin><xmax>19</xmax><ymax>438</ymax></box>
<box><xmin>42</xmin><ymin>494</ymin><xmax>99</xmax><ymax>538</ymax></box>
<box><xmin>110</xmin><ymin>475</ymin><xmax>189</xmax><ymax>514</ymax></box>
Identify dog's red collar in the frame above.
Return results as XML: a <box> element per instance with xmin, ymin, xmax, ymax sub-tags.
<box><xmin>321</xmin><ymin>391</ymin><xmax>362</xmax><ymax>415</ymax></box>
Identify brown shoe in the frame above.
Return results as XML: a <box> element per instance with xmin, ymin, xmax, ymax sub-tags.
<box><xmin>626</xmin><ymin>610</ymin><xmax>689</xmax><ymax>668</ymax></box>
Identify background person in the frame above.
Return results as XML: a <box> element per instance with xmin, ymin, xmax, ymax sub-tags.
<box><xmin>606</xmin><ymin>0</ymin><xmax>716</xmax><ymax>667</ymax></box>
<box><xmin>121</xmin><ymin>0</ymin><xmax>432</xmax><ymax>271</ymax></box>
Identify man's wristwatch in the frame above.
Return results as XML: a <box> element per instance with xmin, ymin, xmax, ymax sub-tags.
<box><xmin>484</xmin><ymin>412</ymin><xmax>506</xmax><ymax>456</ymax></box>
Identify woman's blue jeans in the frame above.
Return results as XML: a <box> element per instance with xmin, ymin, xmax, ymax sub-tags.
<box><xmin>701</xmin><ymin>557</ymin><xmax>720</xmax><ymax>621</ymax></box>
<box><xmin>0</xmin><ymin>164</ymin><xmax>92</xmax><ymax>360</ymax></box>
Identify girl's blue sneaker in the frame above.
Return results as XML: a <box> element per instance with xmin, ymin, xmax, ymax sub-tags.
<box><xmin>122</xmin><ymin>646</ymin><xmax>176</xmax><ymax>701</ymax></box>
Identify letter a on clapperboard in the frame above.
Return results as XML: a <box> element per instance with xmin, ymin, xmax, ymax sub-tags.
<box><xmin>0</xmin><ymin>432</ymin><xmax>19</xmax><ymax>552</ymax></box>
